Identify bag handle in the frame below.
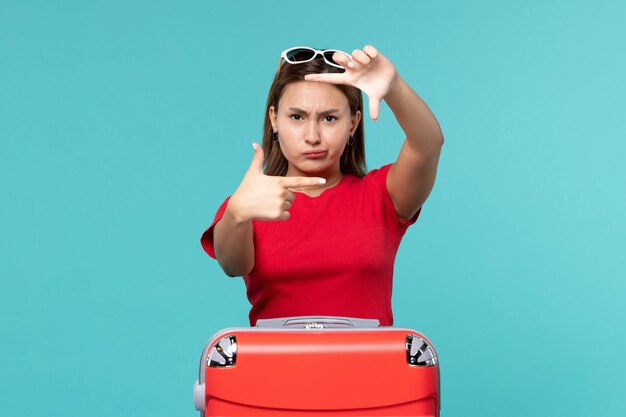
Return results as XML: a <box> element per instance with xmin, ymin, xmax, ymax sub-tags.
<box><xmin>255</xmin><ymin>315</ymin><xmax>380</xmax><ymax>329</ymax></box>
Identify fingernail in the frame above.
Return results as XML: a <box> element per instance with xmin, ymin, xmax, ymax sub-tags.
<box><xmin>348</xmin><ymin>61</ymin><xmax>354</xmax><ymax>68</ymax></box>
<box><xmin>252</xmin><ymin>143</ymin><xmax>257</xmax><ymax>150</ymax></box>
<box><xmin>319</xmin><ymin>178</ymin><xmax>326</xmax><ymax>184</ymax></box>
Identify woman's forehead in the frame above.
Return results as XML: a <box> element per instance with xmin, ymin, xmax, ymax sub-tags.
<box><xmin>280</xmin><ymin>81</ymin><xmax>349</xmax><ymax>109</ymax></box>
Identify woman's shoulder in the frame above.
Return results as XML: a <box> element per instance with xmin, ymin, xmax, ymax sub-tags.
<box><xmin>366</xmin><ymin>163</ymin><xmax>394</xmax><ymax>176</ymax></box>
<box><xmin>348</xmin><ymin>163</ymin><xmax>394</xmax><ymax>186</ymax></box>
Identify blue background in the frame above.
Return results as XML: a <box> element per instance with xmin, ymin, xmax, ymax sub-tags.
<box><xmin>1</xmin><ymin>1</ymin><xmax>625</xmax><ymax>416</ymax></box>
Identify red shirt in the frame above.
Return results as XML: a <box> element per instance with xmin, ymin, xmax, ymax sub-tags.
<box><xmin>200</xmin><ymin>163</ymin><xmax>421</xmax><ymax>326</ymax></box>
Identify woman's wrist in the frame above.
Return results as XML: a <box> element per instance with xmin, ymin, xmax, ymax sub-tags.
<box><xmin>224</xmin><ymin>199</ymin><xmax>252</xmax><ymax>225</ymax></box>
<box><xmin>384</xmin><ymin>71</ymin><xmax>403</xmax><ymax>103</ymax></box>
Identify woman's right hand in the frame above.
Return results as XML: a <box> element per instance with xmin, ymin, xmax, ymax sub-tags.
<box><xmin>226</xmin><ymin>143</ymin><xmax>326</xmax><ymax>223</ymax></box>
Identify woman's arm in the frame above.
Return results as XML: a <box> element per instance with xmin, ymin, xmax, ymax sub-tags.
<box><xmin>212</xmin><ymin>143</ymin><xmax>326</xmax><ymax>277</ymax></box>
<box><xmin>213</xmin><ymin>204</ymin><xmax>255</xmax><ymax>277</ymax></box>
<box><xmin>303</xmin><ymin>45</ymin><xmax>444</xmax><ymax>221</ymax></box>
<box><xmin>384</xmin><ymin>73</ymin><xmax>444</xmax><ymax>221</ymax></box>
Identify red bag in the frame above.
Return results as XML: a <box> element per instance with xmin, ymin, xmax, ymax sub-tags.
<box><xmin>193</xmin><ymin>316</ymin><xmax>440</xmax><ymax>416</ymax></box>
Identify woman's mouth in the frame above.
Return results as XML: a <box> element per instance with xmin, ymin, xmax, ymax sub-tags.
<box><xmin>303</xmin><ymin>150</ymin><xmax>327</xmax><ymax>159</ymax></box>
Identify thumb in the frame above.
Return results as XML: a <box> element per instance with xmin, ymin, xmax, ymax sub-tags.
<box><xmin>369</xmin><ymin>97</ymin><xmax>380</xmax><ymax>121</ymax></box>
<box><xmin>248</xmin><ymin>142</ymin><xmax>265</xmax><ymax>174</ymax></box>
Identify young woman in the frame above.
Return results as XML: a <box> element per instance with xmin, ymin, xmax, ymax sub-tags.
<box><xmin>201</xmin><ymin>45</ymin><xmax>444</xmax><ymax>326</ymax></box>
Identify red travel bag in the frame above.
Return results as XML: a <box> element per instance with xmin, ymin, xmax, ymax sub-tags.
<box><xmin>193</xmin><ymin>316</ymin><xmax>440</xmax><ymax>416</ymax></box>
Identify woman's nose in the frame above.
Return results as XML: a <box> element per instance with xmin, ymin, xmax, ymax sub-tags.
<box><xmin>305</xmin><ymin>123</ymin><xmax>321</xmax><ymax>144</ymax></box>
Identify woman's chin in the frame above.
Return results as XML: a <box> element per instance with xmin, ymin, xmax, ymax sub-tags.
<box><xmin>297</xmin><ymin>159</ymin><xmax>337</xmax><ymax>175</ymax></box>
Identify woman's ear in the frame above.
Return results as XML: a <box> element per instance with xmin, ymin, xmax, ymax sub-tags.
<box><xmin>269</xmin><ymin>106</ymin><xmax>277</xmax><ymax>130</ymax></box>
<box><xmin>350</xmin><ymin>110</ymin><xmax>362</xmax><ymax>135</ymax></box>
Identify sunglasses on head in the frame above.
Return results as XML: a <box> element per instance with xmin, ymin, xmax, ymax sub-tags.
<box><xmin>277</xmin><ymin>46</ymin><xmax>352</xmax><ymax>74</ymax></box>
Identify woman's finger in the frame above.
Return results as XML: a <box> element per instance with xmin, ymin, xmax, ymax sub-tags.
<box><xmin>351</xmin><ymin>49</ymin><xmax>371</xmax><ymax>67</ymax></box>
<box><xmin>369</xmin><ymin>97</ymin><xmax>380</xmax><ymax>121</ymax></box>
<box><xmin>362</xmin><ymin>45</ymin><xmax>379</xmax><ymax>60</ymax></box>
<box><xmin>285</xmin><ymin>189</ymin><xmax>296</xmax><ymax>201</ymax></box>
<box><xmin>332</xmin><ymin>51</ymin><xmax>353</xmax><ymax>68</ymax></box>
<box><xmin>304</xmin><ymin>73</ymin><xmax>347</xmax><ymax>84</ymax></box>
<box><xmin>277</xmin><ymin>210</ymin><xmax>291</xmax><ymax>221</ymax></box>
<box><xmin>280</xmin><ymin>175</ymin><xmax>326</xmax><ymax>189</ymax></box>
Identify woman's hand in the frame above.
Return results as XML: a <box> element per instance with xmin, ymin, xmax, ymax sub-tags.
<box><xmin>304</xmin><ymin>45</ymin><xmax>398</xmax><ymax>122</ymax></box>
<box><xmin>226</xmin><ymin>143</ymin><xmax>326</xmax><ymax>223</ymax></box>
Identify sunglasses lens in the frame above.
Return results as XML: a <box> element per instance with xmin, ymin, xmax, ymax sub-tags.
<box><xmin>285</xmin><ymin>48</ymin><xmax>316</xmax><ymax>63</ymax></box>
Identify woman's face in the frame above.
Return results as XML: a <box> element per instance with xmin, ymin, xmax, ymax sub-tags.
<box><xmin>269</xmin><ymin>81</ymin><xmax>361</xmax><ymax>179</ymax></box>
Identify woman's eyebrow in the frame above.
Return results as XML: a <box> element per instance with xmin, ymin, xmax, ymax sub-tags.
<box><xmin>288</xmin><ymin>107</ymin><xmax>340</xmax><ymax>115</ymax></box>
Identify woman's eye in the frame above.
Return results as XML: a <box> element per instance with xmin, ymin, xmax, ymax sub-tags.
<box><xmin>289</xmin><ymin>114</ymin><xmax>336</xmax><ymax>122</ymax></box>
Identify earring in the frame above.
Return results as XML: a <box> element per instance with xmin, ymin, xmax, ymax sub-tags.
<box><xmin>272</xmin><ymin>131</ymin><xmax>278</xmax><ymax>141</ymax></box>
<box><xmin>348</xmin><ymin>135</ymin><xmax>354</xmax><ymax>146</ymax></box>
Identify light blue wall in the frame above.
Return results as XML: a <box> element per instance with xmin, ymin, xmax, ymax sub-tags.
<box><xmin>1</xmin><ymin>1</ymin><xmax>624</xmax><ymax>416</ymax></box>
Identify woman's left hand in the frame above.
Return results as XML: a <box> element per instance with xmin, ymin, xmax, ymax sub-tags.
<box><xmin>304</xmin><ymin>45</ymin><xmax>398</xmax><ymax>121</ymax></box>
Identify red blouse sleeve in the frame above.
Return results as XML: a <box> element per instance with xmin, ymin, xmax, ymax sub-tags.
<box><xmin>369</xmin><ymin>163</ymin><xmax>422</xmax><ymax>228</ymax></box>
<box><xmin>200</xmin><ymin>196</ymin><xmax>231</xmax><ymax>259</ymax></box>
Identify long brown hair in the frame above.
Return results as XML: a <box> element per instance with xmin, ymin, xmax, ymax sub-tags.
<box><xmin>262</xmin><ymin>56</ymin><xmax>367</xmax><ymax>177</ymax></box>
